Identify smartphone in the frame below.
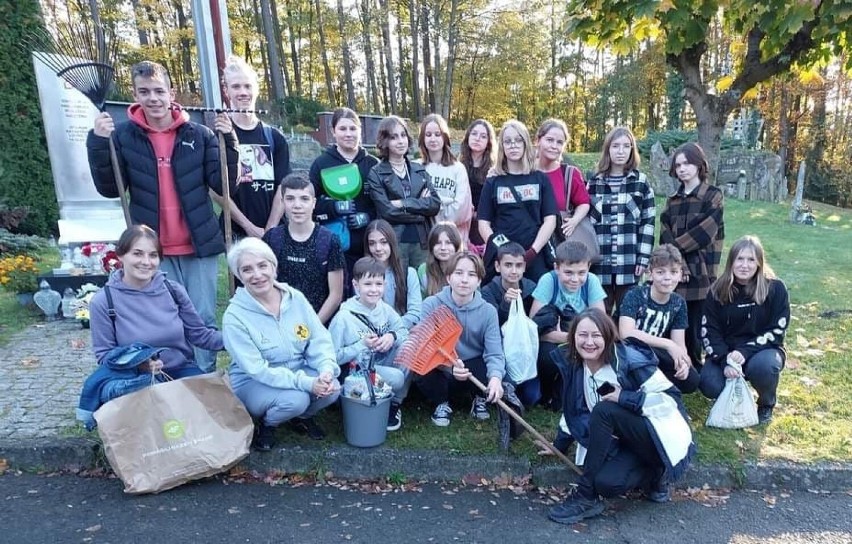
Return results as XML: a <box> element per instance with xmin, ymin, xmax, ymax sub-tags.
<box><xmin>596</xmin><ymin>382</ymin><xmax>615</xmax><ymax>396</ymax></box>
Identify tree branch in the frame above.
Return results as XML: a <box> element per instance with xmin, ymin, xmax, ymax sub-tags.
<box><xmin>728</xmin><ymin>1</ymin><xmax>824</xmax><ymax>100</ymax></box>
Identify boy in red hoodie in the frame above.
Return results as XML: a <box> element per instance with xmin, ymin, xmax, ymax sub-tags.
<box><xmin>87</xmin><ymin>61</ymin><xmax>238</xmax><ymax>372</ymax></box>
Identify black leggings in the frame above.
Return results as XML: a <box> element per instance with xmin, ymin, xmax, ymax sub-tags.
<box><xmin>577</xmin><ymin>401</ymin><xmax>664</xmax><ymax>499</ymax></box>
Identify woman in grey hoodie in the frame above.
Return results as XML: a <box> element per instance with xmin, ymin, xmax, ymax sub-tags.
<box><xmin>415</xmin><ymin>252</ymin><xmax>505</xmax><ymax>427</ymax></box>
<box><xmin>222</xmin><ymin>238</ymin><xmax>341</xmax><ymax>451</ymax></box>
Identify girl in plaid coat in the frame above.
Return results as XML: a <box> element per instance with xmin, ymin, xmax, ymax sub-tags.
<box><xmin>659</xmin><ymin>143</ymin><xmax>725</xmax><ymax>366</ymax></box>
<box><xmin>587</xmin><ymin>127</ymin><xmax>655</xmax><ymax>314</ymax></box>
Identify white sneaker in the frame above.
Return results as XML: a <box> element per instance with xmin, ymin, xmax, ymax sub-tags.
<box><xmin>431</xmin><ymin>402</ymin><xmax>453</xmax><ymax>427</ymax></box>
<box><xmin>470</xmin><ymin>396</ymin><xmax>490</xmax><ymax>420</ymax></box>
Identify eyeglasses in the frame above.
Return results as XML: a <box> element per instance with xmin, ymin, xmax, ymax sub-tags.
<box><xmin>502</xmin><ymin>138</ymin><xmax>524</xmax><ymax>148</ymax></box>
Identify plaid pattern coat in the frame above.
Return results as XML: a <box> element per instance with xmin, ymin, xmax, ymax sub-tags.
<box><xmin>659</xmin><ymin>182</ymin><xmax>725</xmax><ymax>302</ymax></box>
<box><xmin>587</xmin><ymin>170</ymin><xmax>656</xmax><ymax>286</ymax></box>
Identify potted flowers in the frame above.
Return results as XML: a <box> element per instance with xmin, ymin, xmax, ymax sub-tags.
<box><xmin>0</xmin><ymin>254</ymin><xmax>40</xmax><ymax>305</ymax></box>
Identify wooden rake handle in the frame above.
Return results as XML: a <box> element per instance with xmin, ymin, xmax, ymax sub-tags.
<box><xmin>218</xmin><ymin>132</ymin><xmax>235</xmax><ymax>296</ymax></box>
<box><xmin>108</xmin><ymin>137</ymin><xmax>131</xmax><ymax>227</ymax></box>
<box><xmin>467</xmin><ymin>375</ymin><xmax>582</xmax><ymax>474</ymax></box>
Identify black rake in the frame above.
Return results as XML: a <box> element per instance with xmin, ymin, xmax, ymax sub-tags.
<box><xmin>28</xmin><ymin>23</ymin><xmax>130</xmax><ymax>226</ymax></box>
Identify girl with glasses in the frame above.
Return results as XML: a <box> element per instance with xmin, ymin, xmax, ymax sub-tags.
<box><xmin>477</xmin><ymin>120</ymin><xmax>558</xmax><ymax>282</ymax></box>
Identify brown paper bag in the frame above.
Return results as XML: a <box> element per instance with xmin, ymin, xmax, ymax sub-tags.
<box><xmin>94</xmin><ymin>373</ymin><xmax>253</xmax><ymax>494</ymax></box>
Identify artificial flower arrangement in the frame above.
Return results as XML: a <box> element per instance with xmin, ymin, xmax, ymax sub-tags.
<box><xmin>0</xmin><ymin>254</ymin><xmax>40</xmax><ymax>294</ymax></box>
<box><xmin>74</xmin><ymin>283</ymin><xmax>100</xmax><ymax>328</ymax></box>
<box><xmin>80</xmin><ymin>242</ymin><xmax>117</xmax><ymax>274</ymax></box>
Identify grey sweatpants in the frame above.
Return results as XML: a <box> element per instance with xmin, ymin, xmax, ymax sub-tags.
<box><xmin>233</xmin><ymin>369</ymin><xmax>340</xmax><ymax>427</ymax></box>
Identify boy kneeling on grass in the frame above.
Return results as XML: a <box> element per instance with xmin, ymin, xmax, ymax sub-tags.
<box><xmin>416</xmin><ymin>251</ymin><xmax>505</xmax><ymax>427</ymax></box>
<box><xmin>618</xmin><ymin>244</ymin><xmax>699</xmax><ymax>394</ymax></box>
<box><xmin>529</xmin><ymin>241</ymin><xmax>606</xmax><ymax>410</ymax></box>
<box><xmin>329</xmin><ymin>257</ymin><xmax>409</xmax><ymax>431</ymax></box>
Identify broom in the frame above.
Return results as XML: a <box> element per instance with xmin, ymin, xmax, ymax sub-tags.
<box><xmin>395</xmin><ymin>306</ymin><xmax>582</xmax><ymax>474</ymax></box>
<box><xmin>28</xmin><ymin>24</ymin><xmax>131</xmax><ymax>227</ymax></box>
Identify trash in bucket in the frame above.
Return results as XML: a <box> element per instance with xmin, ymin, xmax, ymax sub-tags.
<box><xmin>341</xmin><ymin>395</ymin><xmax>391</xmax><ymax>448</ymax></box>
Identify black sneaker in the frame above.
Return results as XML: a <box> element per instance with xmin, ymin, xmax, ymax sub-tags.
<box><xmin>548</xmin><ymin>489</ymin><xmax>606</xmax><ymax>525</ymax></box>
<box><xmin>644</xmin><ymin>477</ymin><xmax>670</xmax><ymax>503</ymax></box>
<box><xmin>252</xmin><ymin>424</ymin><xmax>276</xmax><ymax>452</ymax></box>
<box><xmin>757</xmin><ymin>405</ymin><xmax>774</xmax><ymax>424</ymax></box>
<box><xmin>289</xmin><ymin>417</ymin><xmax>326</xmax><ymax>440</ymax></box>
<box><xmin>387</xmin><ymin>403</ymin><xmax>402</xmax><ymax>431</ymax></box>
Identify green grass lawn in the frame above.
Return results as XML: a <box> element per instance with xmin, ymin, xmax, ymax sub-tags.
<box><xmin>224</xmin><ymin>197</ymin><xmax>852</xmax><ymax>467</ymax></box>
<box><xmin>3</xmin><ymin>196</ymin><xmax>850</xmax><ymax>468</ymax></box>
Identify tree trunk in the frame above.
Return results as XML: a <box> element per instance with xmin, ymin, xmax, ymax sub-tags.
<box><xmin>314</xmin><ymin>0</ymin><xmax>336</xmax><ymax>105</ymax></box>
<box><xmin>778</xmin><ymin>82</ymin><xmax>791</xmax><ymax>191</ymax></box>
<box><xmin>432</xmin><ymin>7</ymin><xmax>442</xmax><ymax>115</ymax></box>
<box><xmin>270</xmin><ymin>0</ymin><xmax>292</xmax><ymax>96</ymax></box>
<box><xmin>378</xmin><ymin>0</ymin><xmax>397</xmax><ymax>113</ymax></box>
<box><xmin>337</xmin><ymin>0</ymin><xmax>357</xmax><ymax>108</ymax></box>
<box><xmin>549</xmin><ymin>0</ymin><xmax>557</xmax><ymax>102</ymax></box>
<box><xmin>408</xmin><ymin>0</ymin><xmax>421</xmax><ymax>120</ymax></box>
<box><xmin>173</xmin><ymin>0</ymin><xmax>197</xmax><ymax>96</ymax></box>
<box><xmin>441</xmin><ymin>0</ymin><xmax>458</xmax><ymax>119</ymax></box>
<box><xmin>129</xmin><ymin>0</ymin><xmax>149</xmax><ymax>46</ymax></box>
<box><xmin>421</xmin><ymin>5</ymin><xmax>435</xmax><ymax>112</ymax></box>
<box><xmin>285</xmin><ymin>0</ymin><xmax>302</xmax><ymax>95</ymax></box>
<box><xmin>253</xmin><ymin>0</ymin><xmax>271</xmax><ymax>94</ymax></box>
<box><xmin>260</xmin><ymin>0</ymin><xmax>286</xmax><ymax>101</ymax></box>
<box><xmin>395</xmin><ymin>1</ymin><xmax>407</xmax><ymax>116</ymax></box>
<box><xmin>359</xmin><ymin>0</ymin><xmax>381</xmax><ymax>112</ymax></box>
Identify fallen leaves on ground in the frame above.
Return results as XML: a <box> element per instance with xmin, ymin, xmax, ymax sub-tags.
<box><xmin>70</xmin><ymin>338</ymin><xmax>87</xmax><ymax>350</ymax></box>
<box><xmin>0</xmin><ymin>458</ymin><xmax>8</xmax><ymax>475</ymax></box>
<box><xmin>675</xmin><ymin>485</ymin><xmax>730</xmax><ymax>507</ymax></box>
<box><xmin>20</xmin><ymin>357</ymin><xmax>40</xmax><ymax>368</ymax></box>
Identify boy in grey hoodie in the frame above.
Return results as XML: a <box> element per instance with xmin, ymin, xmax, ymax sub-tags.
<box><xmin>328</xmin><ymin>257</ymin><xmax>410</xmax><ymax>431</ymax></box>
<box><xmin>416</xmin><ymin>252</ymin><xmax>505</xmax><ymax>427</ymax></box>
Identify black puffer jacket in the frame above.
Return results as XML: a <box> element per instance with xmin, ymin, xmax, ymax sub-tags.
<box><xmin>87</xmin><ymin>115</ymin><xmax>238</xmax><ymax>257</ymax></box>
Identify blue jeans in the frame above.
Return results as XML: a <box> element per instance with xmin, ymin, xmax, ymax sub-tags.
<box><xmin>160</xmin><ymin>254</ymin><xmax>220</xmax><ymax>372</ymax></box>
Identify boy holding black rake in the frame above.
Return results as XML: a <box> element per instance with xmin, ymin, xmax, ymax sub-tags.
<box><xmin>87</xmin><ymin>60</ymin><xmax>238</xmax><ymax>373</ymax></box>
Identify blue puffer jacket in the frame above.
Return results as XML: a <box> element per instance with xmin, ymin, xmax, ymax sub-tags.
<box><xmin>86</xmin><ymin>109</ymin><xmax>238</xmax><ymax>257</ymax></box>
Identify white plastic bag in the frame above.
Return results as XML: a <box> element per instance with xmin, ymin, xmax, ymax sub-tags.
<box><xmin>706</xmin><ymin>376</ymin><xmax>759</xmax><ymax>429</ymax></box>
<box><xmin>501</xmin><ymin>298</ymin><xmax>538</xmax><ymax>384</ymax></box>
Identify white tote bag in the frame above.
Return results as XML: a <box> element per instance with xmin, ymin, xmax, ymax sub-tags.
<box><xmin>706</xmin><ymin>376</ymin><xmax>759</xmax><ymax>429</ymax></box>
<box><xmin>501</xmin><ymin>298</ymin><xmax>538</xmax><ymax>384</ymax></box>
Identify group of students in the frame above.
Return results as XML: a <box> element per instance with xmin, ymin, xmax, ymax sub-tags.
<box><xmin>81</xmin><ymin>55</ymin><xmax>790</xmax><ymax>526</ymax></box>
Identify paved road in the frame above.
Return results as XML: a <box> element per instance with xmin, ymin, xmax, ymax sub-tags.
<box><xmin>1</xmin><ymin>473</ymin><xmax>850</xmax><ymax>543</ymax></box>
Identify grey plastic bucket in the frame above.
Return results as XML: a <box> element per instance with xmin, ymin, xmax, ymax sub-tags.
<box><xmin>340</xmin><ymin>395</ymin><xmax>391</xmax><ymax>448</ymax></box>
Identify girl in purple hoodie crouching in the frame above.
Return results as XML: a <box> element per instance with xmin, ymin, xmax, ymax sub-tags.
<box><xmin>89</xmin><ymin>225</ymin><xmax>224</xmax><ymax>377</ymax></box>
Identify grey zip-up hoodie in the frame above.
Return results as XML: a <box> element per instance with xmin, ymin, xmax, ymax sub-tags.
<box><xmin>328</xmin><ymin>296</ymin><xmax>409</xmax><ymax>366</ymax></box>
<box><xmin>421</xmin><ymin>286</ymin><xmax>505</xmax><ymax>380</ymax></box>
<box><xmin>223</xmin><ymin>283</ymin><xmax>339</xmax><ymax>392</ymax></box>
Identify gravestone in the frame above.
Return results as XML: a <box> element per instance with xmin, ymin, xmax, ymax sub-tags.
<box><xmin>645</xmin><ymin>145</ymin><xmax>787</xmax><ymax>203</ymax></box>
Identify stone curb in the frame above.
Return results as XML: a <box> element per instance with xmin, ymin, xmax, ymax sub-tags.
<box><xmin>2</xmin><ymin>438</ymin><xmax>851</xmax><ymax>493</ymax></box>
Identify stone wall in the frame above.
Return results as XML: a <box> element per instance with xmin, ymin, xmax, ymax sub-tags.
<box><xmin>647</xmin><ymin>142</ymin><xmax>787</xmax><ymax>202</ymax></box>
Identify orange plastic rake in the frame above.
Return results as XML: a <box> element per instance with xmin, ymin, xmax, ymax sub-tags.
<box><xmin>395</xmin><ymin>306</ymin><xmax>582</xmax><ymax>474</ymax></box>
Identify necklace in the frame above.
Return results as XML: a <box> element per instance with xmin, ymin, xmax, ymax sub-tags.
<box><xmin>390</xmin><ymin>158</ymin><xmax>408</xmax><ymax>178</ymax></box>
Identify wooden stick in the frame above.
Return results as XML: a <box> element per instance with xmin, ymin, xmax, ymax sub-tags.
<box><xmin>108</xmin><ymin>137</ymin><xmax>131</xmax><ymax>227</ymax></box>
<box><xmin>467</xmin><ymin>374</ymin><xmax>582</xmax><ymax>474</ymax></box>
<box><xmin>218</xmin><ymin>132</ymin><xmax>235</xmax><ymax>296</ymax></box>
